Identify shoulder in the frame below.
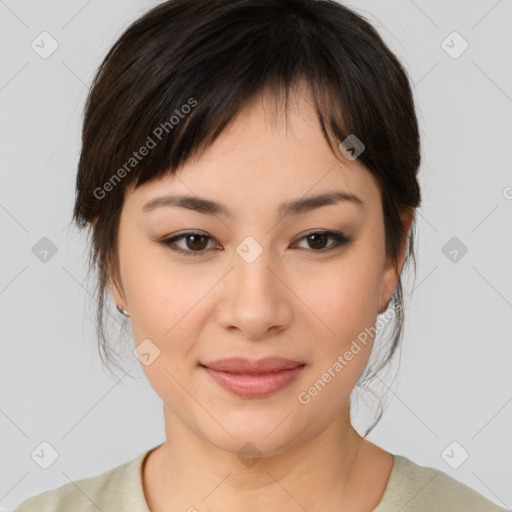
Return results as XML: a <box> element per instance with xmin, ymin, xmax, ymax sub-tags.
<box><xmin>12</xmin><ymin>448</ymin><xmax>153</xmax><ymax>512</ymax></box>
<box><xmin>374</xmin><ymin>454</ymin><xmax>508</xmax><ymax>512</ymax></box>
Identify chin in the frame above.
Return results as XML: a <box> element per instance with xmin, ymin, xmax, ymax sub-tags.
<box><xmin>195</xmin><ymin>410</ymin><xmax>310</xmax><ymax>460</ymax></box>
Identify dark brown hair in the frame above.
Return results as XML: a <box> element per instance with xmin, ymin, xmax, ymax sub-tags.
<box><xmin>72</xmin><ymin>0</ymin><xmax>421</xmax><ymax>435</ymax></box>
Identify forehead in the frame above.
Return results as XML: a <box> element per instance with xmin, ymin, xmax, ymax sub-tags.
<box><xmin>124</xmin><ymin>89</ymin><xmax>381</xmax><ymax>213</ymax></box>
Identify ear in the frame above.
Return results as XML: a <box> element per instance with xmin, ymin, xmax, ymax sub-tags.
<box><xmin>109</xmin><ymin>271</ymin><xmax>126</xmax><ymax>309</ymax></box>
<box><xmin>377</xmin><ymin>208</ymin><xmax>415</xmax><ymax>314</ymax></box>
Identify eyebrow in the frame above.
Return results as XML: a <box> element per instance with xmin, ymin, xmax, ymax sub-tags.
<box><xmin>142</xmin><ymin>191</ymin><xmax>364</xmax><ymax>218</ymax></box>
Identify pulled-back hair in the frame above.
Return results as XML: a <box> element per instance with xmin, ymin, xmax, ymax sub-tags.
<box><xmin>72</xmin><ymin>0</ymin><xmax>421</xmax><ymax>435</ymax></box>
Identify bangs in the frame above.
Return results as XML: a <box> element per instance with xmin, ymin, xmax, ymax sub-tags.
<box><xmin>75</xmin><ymin>0</ymin><xmax>416</xmax><ymax>226</ymax></box>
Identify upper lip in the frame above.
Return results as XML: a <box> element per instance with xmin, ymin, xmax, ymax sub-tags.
<box><xmin>201</xmin><ymin>357</ymin><xmax>305</xmax><ymax>374</ymax></box>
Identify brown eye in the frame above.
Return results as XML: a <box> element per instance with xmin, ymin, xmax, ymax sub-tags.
<box><xmin>158</xmin><ymin>232</ymin><xmax>218</xmax><ymax>256</ymax></box>
<box><xmin>185</xmin><ymin>234</ymin><xmax>209</xmax><ymax>251</ymax></box>
<box><xmin>295</xmin><ymin>231</ymin><xmax>352</xmax><ymax>252</ymax></box>
<box><xmin>306</xmin><ymin>233</ymin><xmax>329</xmax><ymax>250</ymax></box>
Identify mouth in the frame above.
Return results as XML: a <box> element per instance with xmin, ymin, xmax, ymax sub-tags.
<box><xmin>200</xmin><ymin>356</ymin><xmax>305</xmax><ymax>374</ymax></box>
<box><xmin>200</xmin><ymin>357</ymin><xmax>306</xmax><ymax>398</ymax></box>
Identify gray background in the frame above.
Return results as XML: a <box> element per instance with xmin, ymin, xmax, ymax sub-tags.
<box><xmin>1</xmin><ymin>0</ymin><xmax>511</xmax><ymax>510</ymax></box>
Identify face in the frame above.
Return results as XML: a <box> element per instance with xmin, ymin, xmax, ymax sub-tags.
<box><xmin>110</xmin><ymin>89</ymin><xmax>411</xmax><ymax>456</ymax></box>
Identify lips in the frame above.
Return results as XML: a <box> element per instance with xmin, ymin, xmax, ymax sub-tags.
<box><xmin>201</xmin><ymin>357</ymin><xmax>306</xmax><ymax>398</ymax></box>
<box><xmin>201</xmin><ymin>357</ymin><xmax>304</xmax><ymax>375</ymax></box>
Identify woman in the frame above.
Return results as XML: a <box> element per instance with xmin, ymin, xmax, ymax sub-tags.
<box><xmin>14</xmin><ymin>0</ymin><xmax>507</xmax><ymax>510</ymax></box>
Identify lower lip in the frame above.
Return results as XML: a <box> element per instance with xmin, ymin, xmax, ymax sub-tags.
<box><xmin>202</xmin><ymin>365</ymin><xmax>305</xmax><ymax>398</ymax></box>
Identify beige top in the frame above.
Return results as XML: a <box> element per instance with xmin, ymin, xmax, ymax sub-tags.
<box><xmin>13</xmin><ymin>446</ymin><xmax>507</xmax><ymax>511</ymax></box>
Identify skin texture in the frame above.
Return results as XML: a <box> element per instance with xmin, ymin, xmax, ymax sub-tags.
<box><xmin>110</xmin><ymin>87</ymin><xmax>413</xmax><ymax>511</ymax></box>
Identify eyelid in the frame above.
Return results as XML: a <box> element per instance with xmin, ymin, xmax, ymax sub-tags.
<box><xmin>156</xmin><ymin>229</ymin><xmax>352</xmax><ymax>256</ymax></box>
<box><xmin>156</xmin><ymin>231</ymin><xmax>220</xmax><ymax>256</ymax></box>
<box><xmin>292</xmin><ymin>229</ymin><xmax>352</xmax><ymax>250</ymax></box>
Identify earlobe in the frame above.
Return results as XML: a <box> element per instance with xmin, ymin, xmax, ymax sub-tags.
<box><xmin>109</xmin><ymin>274</ymin><xmax>125</xmax><ymax>308</ymax></box>
<box><xmin>378</xmin><ymin>208</ymin><xmax>415</xmax><ymax>314</ymax></box>
<box><xmin>110</xmin><ymin>277</ymin><xmax>130</xmax><ymax>317</ymax></box>
<box><xmin>378</xmin><ymin>265</ymin><xmax>397</xmax><ymax>314</ymax></box>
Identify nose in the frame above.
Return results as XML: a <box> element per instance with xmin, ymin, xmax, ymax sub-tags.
<box><xmin>215</xmin><ymin>242</ymin><xmax>294</xmax><ymax>340</ymax></box>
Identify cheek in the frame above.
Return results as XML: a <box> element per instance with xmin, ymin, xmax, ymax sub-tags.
<box><xmin>120</xmin><ymin>240</ymin><xmax>212</xmax><ymax>340</ymax></box>
<box><xmin>293</xmin><ymin>257</ymin><xmax>382</xmax><ymax>418</ymax></box>
<box><xmin>298</xmin><ymin>251</ymin><xmax>383</xmax><ymax>342</ymax></box>
<box><xmin>123</xmin><ymin>257</ymin><xmax>206</xmax><ymax>416</ymax></box>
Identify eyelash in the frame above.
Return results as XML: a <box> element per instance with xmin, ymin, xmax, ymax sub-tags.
<box><xmin>156</xmin><ymin>230</ymin><xmax>353</xmax><ymax>256</ymax></box>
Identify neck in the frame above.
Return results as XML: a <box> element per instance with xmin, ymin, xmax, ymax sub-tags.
<box><xmin>141</xmin><ymin>405</ymin><xmax>389</xmax><ymax>512</ymax></box>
